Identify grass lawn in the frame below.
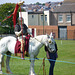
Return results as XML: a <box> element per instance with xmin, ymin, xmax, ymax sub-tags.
<box><xmin>2</xmin><ymin>40</ymin><xmax>75</xmax><ymax>75</ymax></box>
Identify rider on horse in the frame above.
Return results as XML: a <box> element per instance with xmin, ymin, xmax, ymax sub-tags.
<box><xmin>14</xmin><ymin>17</ymin><xmax>31</xmax><ymax>59</ymax></box>
<box><xmin>2</xmin><ymin>1</ymin><xmax>31</xmax><ymax>59</ymax></box>
<box><xmin>14</xmin><ymin>1</ymin><xmax>31</xmax><ymax>59</ymax></box>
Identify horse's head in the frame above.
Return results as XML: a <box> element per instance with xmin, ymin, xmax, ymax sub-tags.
<box><xmin>45</xmin><ymin>33</ymin><xmax>56</xmax><ymax>53</ymax></box>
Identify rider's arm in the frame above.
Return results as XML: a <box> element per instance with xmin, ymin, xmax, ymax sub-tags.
<box><xmin>15</xmin><ymin>31</ymin><xmax>22</xmax><ymax>37</ymax></box>
<box><xmin>45</xmin><ymin>46</ymin><xmax>50</xmax><ymax>59</ymax></box>
<box><xmin>14</xmin><ymin>25</ymin><xmax>22</xmax><ymax>37</ymax></box>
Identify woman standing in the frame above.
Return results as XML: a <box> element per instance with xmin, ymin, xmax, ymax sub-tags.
<box><xmin>45</xmin><ymin>38</ymin><xmax>58</xmax><ymax>75</ymax></box>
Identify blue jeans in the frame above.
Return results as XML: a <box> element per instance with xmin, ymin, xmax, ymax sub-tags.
<box><xmin>48</xmin><ymin>52</ymin><xmax>57</xmax><ymax>75</ymax></box>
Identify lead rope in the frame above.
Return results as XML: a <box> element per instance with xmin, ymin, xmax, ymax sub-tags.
<box><xmin>43</xmin><ymin>57</ymin><xmax>46</xmax><ymax>75</ymax></box>
<box><xmin>37</xmin><ymin>57</ymin><xmax>46</xmax><ymax>75</ymax></box>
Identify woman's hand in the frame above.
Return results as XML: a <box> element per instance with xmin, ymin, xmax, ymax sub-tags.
<box><xmin>46</xmin><ymin>51</ymin><xmax>50</xmax><ymax>59</ymax></box>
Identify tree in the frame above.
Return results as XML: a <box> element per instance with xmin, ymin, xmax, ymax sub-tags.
<box><xmin>0</xmin><ymin>3</ymin><xmax>24</xmax><ymax>34</ymax></box>
<box><xmin>35</xmin><ymin>2</ymin><xmax>41</xmax><ymax>5</ymax></box>
<box><xmin>0</xmin><ymin>3</ymin><xmax>21</xmax><ymax>27</ymax></box>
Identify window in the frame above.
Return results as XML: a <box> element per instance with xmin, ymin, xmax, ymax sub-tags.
<box><xmin>32</xmin><ymin>15</ymin><xmax>34</xmax><ymax>18</ymax></box>
<box><xmin>41</xmin><ymin>15</ymin><xmax>44</xmax><ymax>21</ymax></box>
<box><xmin>45</xmin><ymin>15</ymin><xmax>47</xmax><ymax>22</ymax></box>
<box><xmin>66</xmin><ymin>15</ymin><xmax>71</xmax><ymax>22</ymax></box>
<box><xmin>58</xmin><ymin>15</ymin><xmax>63</xmax><ymax>22</ymax></box>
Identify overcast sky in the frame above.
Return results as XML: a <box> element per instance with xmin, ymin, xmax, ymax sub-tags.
<box><xmin>0</xmin><ymin>0</ymin><xmax>64</xmax><ymax>4</ymax></box>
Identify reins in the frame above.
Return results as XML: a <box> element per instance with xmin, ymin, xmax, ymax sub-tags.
<box><xmin>19</xmin><ymin>0</ymin><xmax>24</xmax><ymax>58</ymax></box>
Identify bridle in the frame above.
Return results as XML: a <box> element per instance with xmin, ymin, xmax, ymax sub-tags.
<box><xmin>34</xmin><ymin>37</ymin><xmax>50</xmax><ymax>47</ymax></box>
<box><xmin>34</xmin><ymin>38</ymin><xmax>44</xmax><ymax>44</ymax></box>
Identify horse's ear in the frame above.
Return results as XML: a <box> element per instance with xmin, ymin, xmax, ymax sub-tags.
<box><xmin>46</xmin><ymin>33</ymin><xmax>48</xmax><ymax>36</ymax></box>
<box><xmin>50</xmin><ymin>32</ymin><xmax>53</xmax><ymax>36</ymax></box>
<box><xmin>50</xmin><ymin>32</ymin><xmax>53</xmax><ymax>39</ymax></box>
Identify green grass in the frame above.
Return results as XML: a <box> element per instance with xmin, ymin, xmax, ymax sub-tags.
<box><xmin>2</xmin><ymin>40</ymin><xmax>75</xmax><ymax>75</ymax></box>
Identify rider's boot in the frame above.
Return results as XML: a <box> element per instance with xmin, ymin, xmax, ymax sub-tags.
<box><xmin>25</xmin><ymin>51</ymin><xmax>29</xmax><ymax>57</ymax></box>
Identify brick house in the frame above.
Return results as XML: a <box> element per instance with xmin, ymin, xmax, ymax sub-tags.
<box><xmin>29</xmin><ymin>0</ymin><xmax>75</xmax><ymax>39</ymax></box>
<box><xmin>19</xmin><ymin>0</ymin><xmax>75</xmax><ymax>39</ymax></box>
<box><xmin>19</xmin><ymin>11</ymin><xmax>50</xmax><ymax>26</ymax></box>
<box><xmin>50</xmin><ymin>0</ymin><xmax>75</xmax><ymax>39</ymax></box>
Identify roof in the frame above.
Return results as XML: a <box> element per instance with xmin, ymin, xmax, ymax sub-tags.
<box><xmin>64</xmin><ymin>0</ymin><xmax>75</xmax><ymax>3</ymax></box>
<box><xmin>53</xmin><ymin>2</ymin><xmax>75</xmax><ymax>13</ymax></box>
<box><xmin>28</xmin><ymin>11</ymin><xmax>43</xmax><ymax>14</ymax></box>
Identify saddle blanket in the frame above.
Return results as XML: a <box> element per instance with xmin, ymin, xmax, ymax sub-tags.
<box><xmin>15</xmin><ymin>40</ymin><xmax>21</xmax><ymax>56</ymax></box>
<box><xmin>15</xmin><ymin>34</ymin><xmax>30</xmax><ymax>56</ymax></box>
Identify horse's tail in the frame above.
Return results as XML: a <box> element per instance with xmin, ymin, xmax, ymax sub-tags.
<box><xmin>2</xmin><ymin>56</ymin><xmax>4</xmax><ymax>67</ymax></box>
<box><xmin>0</xmin><ymin>53</ymin><xmax>4</xmax><ymax>67</ymax></box>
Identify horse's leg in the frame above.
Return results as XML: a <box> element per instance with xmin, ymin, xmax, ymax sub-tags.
<box><xmin>29</xmin><ymin>55</ymin><xmax>36</xmax><ymax>75</ymax></box>
<box><xmin>6</xmin><ymin>52</ymin><xmax>13</xmax><ymax>74</ymax></box>
<box><xmin>0</xmin><ymin>53</ymin><xmax>3</xmax><ymax>74</ymax></box>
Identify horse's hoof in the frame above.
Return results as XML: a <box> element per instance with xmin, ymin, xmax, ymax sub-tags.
<box><xmin>21</xmin><ymin>58</ymin><xmax>25</xmax><ymax>60</ymax></box>
<box><xmin>0</xmin><ymin>71</ymin><xmax>3</xmax><ymax>74</ymax></box>
<box><xmin>6</xmin><ymin>70</ymin><xmax>13</xmax><ymax>74</ymax></box>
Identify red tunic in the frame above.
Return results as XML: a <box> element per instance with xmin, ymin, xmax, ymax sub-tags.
<box><xmin>15</xmin><ymin>40</ymin><xmax>21</xmax><ymax>54</ymax></box>
<box><xmin>25</xmin><ymin>34</ymin><xmax>31</xmax><ymax>52</ymax></box>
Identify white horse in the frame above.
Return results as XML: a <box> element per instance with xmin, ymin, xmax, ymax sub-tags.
<box><xmin>0</xmin><ymin>34</ymin><xmax>55</xmax><ymax>75</ymax></box>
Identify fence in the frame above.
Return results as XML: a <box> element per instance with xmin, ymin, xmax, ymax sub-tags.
<box><xmin>0</xmin><ymin>34</ymin><xmax>15</xmax><ymax>38</ymax></box>
<box><xmin>29</xmin><ymin>25</ymin><xmax>75</xmax><ymax>40</ymax></box>
<box><xmin>36</xmin><ymin>29</ymin><xmax>75</xmax><ymax>40</ymax></box>
<box><xmin>67</xmin><ymin>30</ymin><xmax>75</xmax><ymax>40</ymax></box>
<box><xmin>37</xmin><ymin>29</ymin><xmax>58</xmax><ymax>39</ymax></box>
<box><xmin>0</xmin><ymin>30</ymin><xmax>75</xmax><ymax>40</ymax></box>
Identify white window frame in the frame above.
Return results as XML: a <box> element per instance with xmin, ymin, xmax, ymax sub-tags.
<box><xmin>58</xmin><ymin>15</ymin><xmax>63</xmax><ymax>23</ymax></box>
<box><xmin>66</xmin><ymin>15</ymin><xmax>71</xmax><ymax>22</ymax></box>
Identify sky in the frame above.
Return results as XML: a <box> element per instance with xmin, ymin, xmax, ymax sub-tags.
<box><xmin>0</xmin><ymin>0</ymin><xmax>64</xmax><ymax>4</ymax></box>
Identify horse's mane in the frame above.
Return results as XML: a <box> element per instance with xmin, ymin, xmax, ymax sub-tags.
<box><xmin>34</xmin><ymin>35</ymin><xmax>47</xmax><ymax>39</ymax></box>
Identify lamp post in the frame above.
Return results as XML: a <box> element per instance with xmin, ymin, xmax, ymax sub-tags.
<box><xmin>43</xmin><ymin>11</ymin><xmax>44</xmax><ymax>34</ymax></box>
<box><xmin>0</xmin><ymin>17</ymin><xmax>1</xmax><ymax>26</ymax></box>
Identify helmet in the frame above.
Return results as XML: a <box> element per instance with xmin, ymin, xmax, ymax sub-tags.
<box><xmin>18</xmin><ymin>17</ymin><xmax>24</xmax><ymax>21</ymax></box>
<box><xmin>18</xmin><ymin>17</ymin><xmax>24</xmax><ymax>25</ymax></box>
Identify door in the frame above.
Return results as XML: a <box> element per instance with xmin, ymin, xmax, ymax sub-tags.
<box><xmin>59</xmin><ymin>26</ymin><xmax>67</xmax><ymax>39</ymax></box>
